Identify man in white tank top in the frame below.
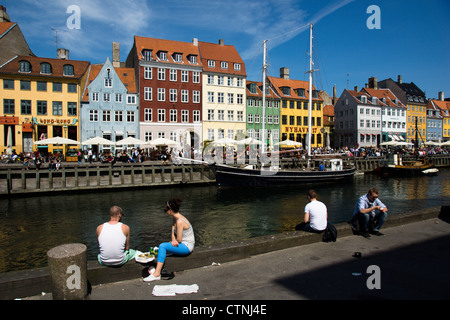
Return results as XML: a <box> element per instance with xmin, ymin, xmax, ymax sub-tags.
<box><xmin>295</xmin><ymin>189</ymin><xmax>328</xmax><ymax>232</ymax></box>
<box><xmin>96</xmin><ymin>206</ymin><xmax>135</xmax><ymax>266</ymax></box>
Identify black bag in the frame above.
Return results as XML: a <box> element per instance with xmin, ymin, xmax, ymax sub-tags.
<box><xmin>322</xmin><ymin>223</ymin><xmax>337</xmax><ymax>242</ymax></box>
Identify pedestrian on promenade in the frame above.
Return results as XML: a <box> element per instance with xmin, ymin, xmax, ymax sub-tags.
<box><xmin>295</xmin><ymin>189</ymin><xmax>328</xmax><ymax>233</ymax></box>
<box><xmin>351</xmin><ymin>187</ymin><xmax>388</xmax><ymax>238</ymax></box>
<box><xmin>96</xmin><ymin>206</ymin><xmax>136</xmax><ymax>266</ymax></box>
<box><xmin>144</xmin><ymin>198</ymin><xmax>195</xmax><ymax>282</ymax></box>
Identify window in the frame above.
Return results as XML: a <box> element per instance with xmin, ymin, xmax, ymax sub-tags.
<box><xmin>237</xmin><ymin>111</ymin><xmax>243</xmax><ymax>122</ymax></box>
<box><xmin>170</xmin><ymin>69</ymin><xmax>177</xmax><ymax>81</ymax></box>
<box><xmin>227</xmin><ymin>110</ymin><xmax>234</xmax><ymax>121</ymax></box>
<box><xmin>193</xmin><ymin>90</ymin><xmax>200</xmax><ymax>103</ymax></box>
<box><xmin>208</xmin><ymin>60</ymin><xmax>215</xmax><ymax>67</ymax></box>
<box><xmin>192</xmin><ymin>71</ymin><xmax>200</xmax><ymax>83</ymax></box>
<box><xmin>159</xmin><ymin>51</ymin><xmax>167</xmax><ymax>61</ymax></box>
<box><xmin>173</xmin><ymin>53</ymin><xmax>182</xmax><ymax>62</ymax></box>
<box><xmin>53</xmin><ymin>101</ymin><xmax>63</xmax><ymax>116</ymax></box>
<box><xmin>221</xmin><ymin>62</ymin><xmax>228</xmax><ymax>69</ymax></box>
<box><xmin>228</xmin><ymin>93</ymin><xmax>234</xmax><ymax>104</ymax></box>
<box><xmin>104</xmin><ymin>78</ymin><xmax>112</xmax><ymax>87</ymax></box>
<box><xmin>92</xmin><ymin>92</ymin><xmax>99</xmax><ymax>101</ymax></box>
<box><xmin>181</xmin><ymin>110</ymin><xmax>189</xmax><ymax>123</ymax></box>
<box><xmin>193</xmin><ymin>110</ymin><xmax>200</xmax><ymax>122</ymax></box>
<box><xmin>181</xmin><ymin>70</ymin><xmax>188</xmax><ymax>82</ymax></box>
<box><xmin>170</xmin><ymin>109</ymin><xmax>177</xmax><ymax>122</ymax></box>
<box><xmin>103</xmin><ymin>93</ymin><xmax>110</xmax><ymax>102</ymax></box>
<box><xmin>3</xmin><ymin>79</ymin><xmax>14</xmax><ymax>89</ymax></box>
<box><xmin>63</xmin><ymin>65</ymin><xmax>74</xmax><ymax>76</ymax></box>
<box><xmin>234</xmin><ymin>63</ymin><xmax>241</xmax><ymax>70</ymax></box>
<box><xmin>144</xmin><ymin>108</ymin><xmax>152</xmax><ymax>122</ymax></box>
<box><xmin>40</xmin><ymin>63</ymin><xmax>52</xmax><ymax>74</ymax></box>
<box><xmin>144</xmin><ymin>67</ymin><xmax>152</xmax><ymax>79</ymax></box>
<box><xmin>115</xmin><ymin>111</ymin><xmax>123</xmax><ymax>122</ymax></box>
<box><xmin>37</xmin><ymin>82</ymin><xmax>47</xmax><ymax>91</ymax></box>
<box><xmin>67</xmin><ymin>83</ymin><xmax>77</xmax><ymax>93</ymax></box>
<box><xmin>158</xmin><ymin>109</ymin><xmax>165</xmax><ymax>122</ymax></box>
<box><xmin>53</xmin><ymin>82</ymin><xmax>62</xmax><ymax>92</ymax></box>
<box><xmin>103</xmin><ymin>110</ymin><xmax>111</xmax><ymax>122</ymax></box>
<box><xmin>207</xmin><ymin>129</ymin><xmax>214</xmax><ymax>140</ymax></box>
<box><xmin>158</xmin><ymin>88</ymin><xmax>165</xmax><ymax>101</ymax></box>
<box><xmin>181</xmin><ymin>90</ymin><xmax>189</xmax><ymax>103</ymax></box>
<box><xmin>237</xmin><ymin>94</ymin><xmax>243</xmax><ymax>104</ymax></box>
<box><xmin>143</xmin><ymin>50</ymin><xmax>152</xmax><ymax>61</ymax></box>
<box><xmin>158</xmin><ymin>68</ymin><xmax>166</xmax><ymax>80</ymax></box>
<box><xmin>4</xmin><ymin>99</ymin><xmax>14</xmax><ymax>114</ymax></box>
<box><xmin>236</xmin><ymin>78</ymin><xmax>243</xmax><ymax>87</ymax></box>
<box><xmin>218</xmin><ymin>92</ymin><xmax>224</xmax><ymax>103</ymax></box>
<box><xmin>127</xmin><ymin>111</ymin><xmax>135</xmax><ymax>122</ymax></box>
<box><xmin>189</xmin><ymin>55</ymin><xmax>198</xmax><ymax>64</ymax></box>
<box><xmin>144</xmin><ymin>87</ymin><xmax>152</xmax><ymax>101</ymax></box>
<box><xmin>90</xmin><ymin>110</ymin><xmax>98</xmax><ymax>122</ymax></box>
<box><xmin>218</xmin><ymin>76</ymin><xmax>224</xmax><ymax>86</ymax></box>
<box><xmin>170</xmin><ymin>89</ymin><xmax>177</xmax><ymax>102</ymax></box>
<box><xmin>68</xmin><ymin>102</ymin><xmax>77</xmax><ymax>116</ymax></box>
<box><xmin>207</xmin><ymin>109</ymin><xmax>214</xmax><ymax>121</ymax></box>
<box><xmin>207</xmin><ymin>92</ymin><xmax>214</xmax><ymax>103</ymax></box>
<box><xmin>21</xmin><ymin>100</ymin><xmax>31</xmax><ymax>115</ymax></box>
<box><xmin>37</xmin><ymin>101</ymin><xmax>47</xmax><ymax>115</ymax></box>
<box><xmin>20</xmin><ymin>81</ymin><xmax>31</xmax><ymax>91</ymax></box>
<box><xmin>218</xmin><ymin>110</ymin><xmax>224</xmax><ymax>120</ymax></box>
<box><xmin>127</xmin><ymin>95</ymin><xmax>136</xmax><ymax>104</ymax></box>
<box><xmin>19</xmin><ymin>60</ymin><xmax>31</xmax><ymax>73</ymax></box>
<box><xmin>115</xmin><ymin>93</ymin><xmax>122</xmax><ymax>103</ymax></box>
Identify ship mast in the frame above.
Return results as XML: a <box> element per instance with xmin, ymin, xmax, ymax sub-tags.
<box><xmin>307</xmin><ymin>23</ymin><xmax>313</xmax><ymax>157</ymax></box>
<box><xmin>262</xmin><ymin>40</ymin><xmax>268</xmax><ymax>153</ymax></box>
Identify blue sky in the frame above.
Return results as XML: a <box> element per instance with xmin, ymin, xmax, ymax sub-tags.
<box><xmin>3</xmin><ymin>0</ymin><xmax>449</xmax><ymax>100</ymax></box>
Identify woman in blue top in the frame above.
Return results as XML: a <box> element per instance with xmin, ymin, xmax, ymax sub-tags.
<box><xmin>144</xmin><ymin>198</ymin><xmax>195</xmax><ymax>282</ymax></box>
<box><xmin>351</xmin><ymin>187</ymin><xmax>388</xmax><ymax>238</ymax></box>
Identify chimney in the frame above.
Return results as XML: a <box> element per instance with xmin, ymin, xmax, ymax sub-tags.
<box><xmin>280</xmin><ymin>67</ymin><xmax>289</xmax><ymax>80</ymax></box>
<box><xmin>368</xmin><ymin>77</ymin><xmax>378</xmax><ymax>90</ymax></box>
<box><xmin>398</xmin><ymin>74</ymin><xmax>402</xmax><ymax>84</ymax></box>
<box><xmin>112</xmin><ymin>42</ymin><xmax>120</xmax><ymax>68</ymax></box>
<box><xmin>218</xmin><ymin>39</ymin><xmax>224</xmax><ymax>46</ymax></box>
<box><xmin>192</xmin><ymin>38</ymin><xmax>198</xmax><ymax>46</ymax></box>
<box><xmin>439</xmin><ymin>91</ymin><xmax>445</xmax><ymax>101</ymax></box>
<box><xmin>354</xmin><ymin>86</ymin><xmax>359</xmax><ymax>92</ymax></box>
<box><xmin>332</xmin><ymin>85</ymin><xmax>337</xmax><ymax>105</ymax></box>
<box><xmin>57</xmin><ymin>48</ymin><xmax>69</xmax><ymax>60</ymax></box>
<box><xmin>0</xmin><ymin>6</ymin><xmax>11</xmax><ymax>22</ymax></box>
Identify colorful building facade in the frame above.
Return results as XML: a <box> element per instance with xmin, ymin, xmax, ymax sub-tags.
<box><xmin>0</xmin><ymin>54</ymin><xmax>89</xmax><ymax>155</ymax></box>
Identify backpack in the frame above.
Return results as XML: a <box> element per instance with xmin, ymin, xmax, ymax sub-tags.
<box><xmin>322</xmin><ymin>223</ymin><xmax>337</xmax><ymax>242</ymax></box>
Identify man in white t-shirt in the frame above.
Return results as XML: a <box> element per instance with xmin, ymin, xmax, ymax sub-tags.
<box><xmin>295</xmin><ymin>189</ymin><xmax>328</xmax><ymax>233</ymax></box>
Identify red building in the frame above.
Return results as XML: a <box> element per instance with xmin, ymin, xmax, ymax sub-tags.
<box><xmin>126</xmin><ymin>36</ymin><xmax>203</xmax><ymax>149</ymax></box>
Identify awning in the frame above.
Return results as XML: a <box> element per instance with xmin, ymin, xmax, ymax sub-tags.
<box><xmin>22</xmin><ymin>123</ymin><xmax>33</xmax><ymax>133</ymax></box>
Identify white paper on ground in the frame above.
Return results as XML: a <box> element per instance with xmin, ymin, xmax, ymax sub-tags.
<box><xmin>152</xmin><ymin>284</ymin><xmax>199</xmax><ymax>296</ymax></box>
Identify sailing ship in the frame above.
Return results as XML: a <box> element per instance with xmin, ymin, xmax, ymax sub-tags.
<box><xmin>376</xmin><ymin>117</ymin><xmax>438</xmax><ymax>177</ymax></box>
<box><xmin>208</xmin><ymin>24</ymin><xmax>356</xmax><ymax>187</ymax></box>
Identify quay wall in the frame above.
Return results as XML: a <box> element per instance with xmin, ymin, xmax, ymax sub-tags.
<box><xmin>1</xmin><ymin>154</ymin><xmax>449</xmax><ymax>197</ymax></box>
<box><xmin>0</xmin><ymin>205</ymin><xmax>446</xmax><ymax>300</ymax></box>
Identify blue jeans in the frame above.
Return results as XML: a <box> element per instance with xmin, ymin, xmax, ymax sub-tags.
<box><xmin>156</xmin><ymin>242</ymin><xmax>191</xmax><ymax>264</ymax></box>
<box><xmin>354</xmin><ymin>211</ymin><xmax>387</xmax><ymax>232</ymax></box>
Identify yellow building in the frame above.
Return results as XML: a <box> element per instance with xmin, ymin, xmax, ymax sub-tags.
<box><xmin>268</xmin><ymin>68</ymin><xmax>324</xmax><ymax>148</ymax></box>
<box><xmin>0</xmin><ymin>53</ymin><xmax>89</xmax><ymax>155</ymax></box>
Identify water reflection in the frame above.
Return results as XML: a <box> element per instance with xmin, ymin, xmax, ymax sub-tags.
<box><xmin>1</xmin><ymin>168</ymin><xmax>449</xmax><ymax>273</ymax></box>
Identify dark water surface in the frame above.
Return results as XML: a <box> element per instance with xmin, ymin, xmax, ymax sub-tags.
<box><xmin>1</xmin><ymin>168</ymin><xmax>449</xmax><ymax>273</ymax></box>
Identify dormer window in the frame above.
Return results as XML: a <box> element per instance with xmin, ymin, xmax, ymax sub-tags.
<box><xmin>40</xmin><ymin>62</ymin><xmax>52</xmax><ymax>74</ymax></box>
<box><xmin>19</xmin><ymin>60</ymin><xmax>31</xmax><ymax>73</ymax></box>
<box><xmin>208</xmin><ymin>60</ymin><xmax>215</xmax><ymax>67</ymax></box>
<box><xmin>221</xmin><ymin>62</ymin><xmax>228</xmax><ymax>69</ymax></box>
<box><xmin>234</xmin><ymin>63</ymin><xmax>241</xmax><ymax>71</ymax></box>
<box><xmin>249</xmin><ymin>83</ymin><xmax>257</xmax><ymax>94</ymax></box>
<box><xmin>158</xmin><ymin>51</ymin><xmax>168</xmax><ymax>61</ymax></box>
<box><xmin>361</xmin><ymin>95</ymin><xmax>367</xmax><ymax>104</ymax></box>
<box><xmin>312</xmin><ymin>90</ymin><xmax>319</xmax><ymax>99</ymax></box>
<box><xmin>282</xmin><ymin>87</ymin><xmax>291</xmax><ymax>96</ymax></box>
<box><xmin>143</xmin><ymin>50</ymin><xmax>153</xmax><ymax>61</ymax></box>
<box><xmin>173</xmin><ymin>53</ymin><xmax>182</xmax><ymax>62</ymax></box>
<box><xmin>63</xmin><ymin>64</ymin><xmax>74</xmax><ymax>76</ymax></box>
<box><xmin>296</xmin><ymin>88</ymin><xmax>305</xmax><ymax>97</ymax></box>
<box><xmin>372</xmin><ymin>97</ymin><xmax>378</xmax><ymax>105</ymax></box>
<box><xmin>189</xmin><ymin>55</ymin><xmax>198</xmax><ymax>64</ymax></box>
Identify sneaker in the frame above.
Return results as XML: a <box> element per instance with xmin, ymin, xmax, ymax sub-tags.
<box><xmin>143</xmin><ymin>273</ymin><xmax>161</xmax><ymax>282</ymax></box>
<box><xmin>362</xmin><ymin>232</ymin><xmax>371</xmax><ymax>239</ymax></box>
<box><xmin>370</xmin><ymin>230</ymin><xmax>384</xmax><ymax>236</ymax></box>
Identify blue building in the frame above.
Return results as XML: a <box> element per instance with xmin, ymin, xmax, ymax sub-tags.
<box><xmin>81</xmin><ymin>57</ymin><xmax>138</xmax><ymax>154</ymax></box>
<box><xmin>426</xmin><ymin>99</ymin><xmax>443</xmax><ymax>143</ymax></box>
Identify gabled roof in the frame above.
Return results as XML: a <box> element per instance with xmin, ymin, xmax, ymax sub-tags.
<box><xmin>323</xmin><ymin>105</ymin><xmax>334</xmax><ymax>117</ymax></box>
<box><xmin>267</xmin><ymin>76</ymin><xmax>322</xmax><ymax>101</ymax></box>
<box><xmin>82</xmin><ymin>62</ymin><xmax>137</xmax><ymax>102</ymax></box>
<box><xmin>0</xmin><ymin>55</ymin><xmax>90</xmax><ymax>79</ymax></box>
<box><xmin>361</xmin><ymin>87</ymin><xmax>406</xmax><ymax>108</ymax></box>
<box><xmin>430</xmin><ymin>99</ymin><xmax>450</xmax><ymax>117</ymax></box>
<box><xmin>198</xmin><ymin>41</ymin><xmax>246</xmax><ymax>76</ymax></box>
<box><xmin>133</xmin><ymin>36</ymin><xmax>202</xmax><ymax>67</ymax></box>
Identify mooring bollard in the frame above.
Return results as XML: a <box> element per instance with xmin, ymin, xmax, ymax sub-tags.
<box><xmin>47</xmin><ymin>243</ymin><xmax>88</xmax><ymax>300</ymax></box>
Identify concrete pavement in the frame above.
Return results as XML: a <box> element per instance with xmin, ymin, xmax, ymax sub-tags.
<box><xmin>25</xmin><ymin>214</ymin><xmax>450</xmax><ymax>301</ymax></box>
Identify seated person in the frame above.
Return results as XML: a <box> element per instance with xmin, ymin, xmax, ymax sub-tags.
<box><xmin>97</xmin><ymin>206</ymin><xmax>135</xmax><ymax>266</ymax></box>
<box><xmin>295</xmin><ymin>189</ymin><xmax>328</xmax><ymax>233</ymax></box>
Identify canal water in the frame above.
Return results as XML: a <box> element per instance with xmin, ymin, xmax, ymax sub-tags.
<box><xmin>1</xmin><ymin>168</ymin><xmax>449</xmax><ymax>273</ymax></box>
